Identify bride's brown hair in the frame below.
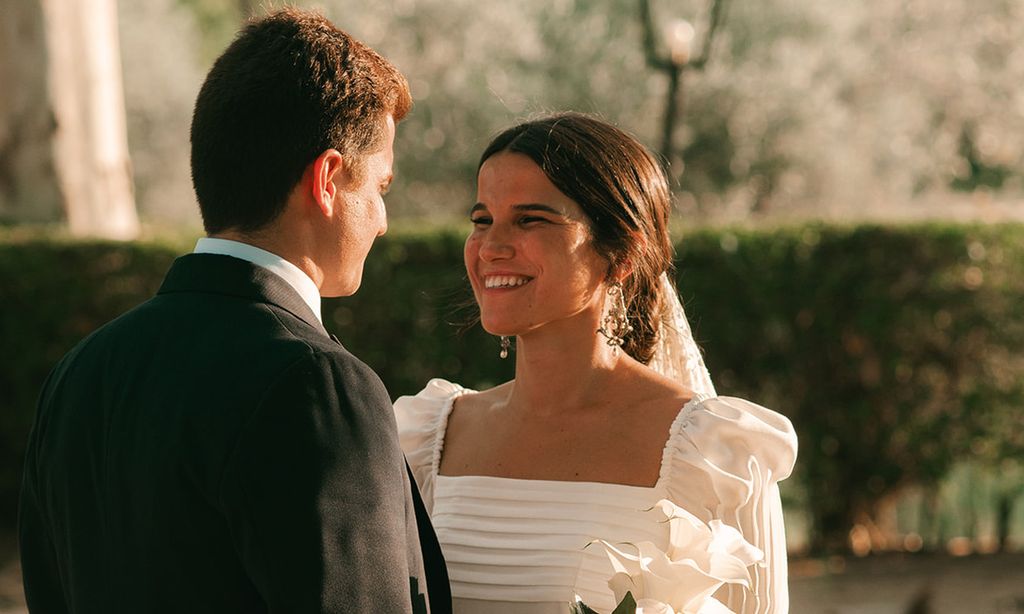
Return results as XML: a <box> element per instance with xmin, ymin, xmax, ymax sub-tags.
<box><xmin>479</xmin><ymin>112</ymin><xmax>674</xmax><ymax>364</ymax></box>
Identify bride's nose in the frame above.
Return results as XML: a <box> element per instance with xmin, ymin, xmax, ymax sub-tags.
<box><xmin>478</xmin><ymin>226</ymin><xmax>514</xmax><ymax>261</ymax></box>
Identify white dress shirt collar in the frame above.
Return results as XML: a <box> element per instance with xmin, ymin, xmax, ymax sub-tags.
<box><xmin>193</xmin><ymin>237</ymin><xmax>322</xmax><ymax>325</ymax></box>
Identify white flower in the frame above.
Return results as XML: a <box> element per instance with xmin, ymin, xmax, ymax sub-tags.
<box><xmin>635</xmin><ymin>598</ymin><xmax>676</xmax><ymax>613</ymax></box>
<box><xmin>633</xmin><ymin>597</ymin><xmax>732</xmax><ymax>614</ymax></box>
<box><xmin>595</xmin><ymin>499</ymin><xmax>764</xmax><ymax>614</ymax></box>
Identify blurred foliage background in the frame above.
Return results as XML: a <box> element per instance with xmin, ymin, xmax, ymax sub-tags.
<box><xmin>112</xmin><ymin>0</ymin><xmax>1024</xmax><ymax>227</ymax></box>
<box><xmin>2</xmin><ymin>0</ymin><xmax>1024</xmax><ymax>567</ymax></box>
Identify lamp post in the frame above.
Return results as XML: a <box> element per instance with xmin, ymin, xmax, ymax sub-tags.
<box><xmin>660</xmin><ymin>19</ymin><xmax>694</xmax><ymax>162</ymax></box>
<box><xmin>639</xmin><ymin>0</ymin><xmax>728</xmax><ymax>171</ymax></box>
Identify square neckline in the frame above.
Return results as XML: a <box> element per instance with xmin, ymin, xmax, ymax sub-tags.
<box><xmin>430</xmin><ymin>384</ymin><xmax>712</xmax><ymax>492</ymax></box>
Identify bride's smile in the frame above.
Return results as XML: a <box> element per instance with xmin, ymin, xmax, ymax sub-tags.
<box><xmin>465</xmin><ymin>151</ymin><xmax>608</xmax><ymax>339</ymax></box>
<box><xmin>482</xmin><ymin>274</ymin><xmax>532</xmax><ymax>289</ymax></box>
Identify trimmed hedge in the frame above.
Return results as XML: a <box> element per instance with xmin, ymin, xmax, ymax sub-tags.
<box><xmin>676</xmin><ymin>225</ymin><xmax>1024</xmax><ymax>551</ymax></box>
<box><xmin>2</xmin><ymin>224</ymin><xmax>1022</xmax><ymax>552</ymax></box>
<box><xmin>0</xmin><ymin>237</ymin><xmax>182</xmax><ymax>528</ymax></box>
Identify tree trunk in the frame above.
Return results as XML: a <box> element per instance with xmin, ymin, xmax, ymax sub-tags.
<box><xmin>995</xmin><ymin>492</ymin><xmax>1013</xmax><ymax>553</ymax></box>
<box><xmin>919</xmin><ymin>486</ymin><xmax>941</xmax><ymax>552</ymax></box>
<box><xmin>41</xmin><ymin>0</ymin><xmax>139</xmax><ymax>238</ymax></box>
<box><xmin>0</xmin><ymin>0</ymin><xmax>62</xmax><ymax>223</ymax></box>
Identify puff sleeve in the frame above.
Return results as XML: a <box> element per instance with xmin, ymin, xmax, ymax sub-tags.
<box><xmin>393</xmin><ymin>378</ymin><xmax>467</xmax><ymax>513</ymax></box>
<box><xmin>661</xmin><ymin>396</ymin><xmax>798</xmax><ymax>614</ymax></box>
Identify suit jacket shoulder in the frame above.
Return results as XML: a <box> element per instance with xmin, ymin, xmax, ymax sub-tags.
<box><xmin>19</xmin><ymin>253</ymin><xmax>447</xmax><ymax>613</ymax></box>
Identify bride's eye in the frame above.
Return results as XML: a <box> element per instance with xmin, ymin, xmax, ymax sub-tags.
<box><xmin>470</xmin><ymin>215</ymin><xmax>492</xmax><ymax>226</ymax></box>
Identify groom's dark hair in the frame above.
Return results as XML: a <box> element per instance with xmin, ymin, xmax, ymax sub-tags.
<box><xmin>190</xmin><ymin>8</ymin><xmax>412</xmax><ymax>234</ymax></box>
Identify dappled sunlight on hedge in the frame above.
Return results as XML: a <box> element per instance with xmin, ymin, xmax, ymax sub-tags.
<box><xmin>2</xmin><ymin>224</ymin><xmax>1022</xmax><ymax>554</ymax></box>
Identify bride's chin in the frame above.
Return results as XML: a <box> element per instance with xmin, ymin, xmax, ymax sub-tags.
<box><xmin>482</xmin><ymin>327</ymin><xmax>517</xmax><ymax>337</ymax></box>
<box><xmin>479</xmin><ymin>320</ymin><xmax>518</xmax><ymax>338</ymax></box>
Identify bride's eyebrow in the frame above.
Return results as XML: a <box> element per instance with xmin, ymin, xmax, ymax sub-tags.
<box><xmin>469</xmin><ymin>203</ymin><xmax>569</xmax><ymax>217</ymax></box>
<box><xmin>513</xmin><ymin>204</ymin><xmax>565</xmax><ymax>216</ymax></box>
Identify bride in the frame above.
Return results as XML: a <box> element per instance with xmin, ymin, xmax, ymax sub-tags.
<box><xmin>395</xmin><ymin>113</ymin><xmax>797</xmax><ymax>613</ymax></box>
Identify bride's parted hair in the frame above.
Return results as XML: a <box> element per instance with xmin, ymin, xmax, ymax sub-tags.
<box><xmin>478</xmin><ymin>112</ymin><xmax>675</xmax><ymax>364</ymax></box>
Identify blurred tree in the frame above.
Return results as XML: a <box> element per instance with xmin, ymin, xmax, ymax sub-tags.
<box><xmin>104</xmin><ymin>0</ymin><xmax>1024</xmax><ymax>224</ymax></box>
<box><xmin>119</xmin><ymin>0</ymin><xmax>204</xmax><ymax>226</ymax></box>
<box><xmin>950</xmin><ymin>125</ymin><xmax>1015</xmax><ymax>192</ymax></box>
<box><xmin>1</xmin><ymin>0</ymin><xmax>139</xmax><ymax>238</ymax></box>
<box><xmin>176</xmin><ymin>0</ymin><xmax>245</xmax><ymax>61</ymax></box>
<box><xmin>970</xmin><ymin>386</ymin><xmax>1024</xmax><ymax>552</ymax></box>
<box><xmin>237</xmin><ymin>0</ymin><xmax>258</xmax><ymax>20</ymax></box>
<box><xmin>321</xmin><ymin>0</ymin><xmax>663</xmax><ymax>221</ymax></box>
<box><xmin>0</xmin><ymin>0</ymin><xmax>62</xmax><ymax>224</ymax></box>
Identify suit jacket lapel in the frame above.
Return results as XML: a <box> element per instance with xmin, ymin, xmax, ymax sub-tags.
<box><xmin>407</xmin><ymin>464</ymin><xmax>452</xmax><ymax>613</ymax></box>
<box><xmin>158</xmin><ymin>253</ymin><xmax>329</xmax><ymax>337</ymax></box>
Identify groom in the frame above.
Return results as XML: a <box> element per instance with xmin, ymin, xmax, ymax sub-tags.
<box><xmin>18</xmin><ymin>9</ymin><xmax>450</xmax><ymax>614</ymax></box>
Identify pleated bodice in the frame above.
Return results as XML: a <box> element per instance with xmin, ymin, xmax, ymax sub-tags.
<box><xmin>395</xmin><ymin>379</ymin><xmax>799</xmax><ymax>613</ymax></box>
<box><xmin>433</xmin><ymin>474</ymin><xmax>667</xmax><ymax>611</ymax></box>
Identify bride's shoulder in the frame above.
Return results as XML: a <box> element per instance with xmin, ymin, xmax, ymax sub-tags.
<box><xmin>399</xmin><ymin>378</ymin><xmax>469</xmax><ymax>403</ymax></box>
<box><xmin>393</xmin><ymin>378</ymin><xmax>507</xmax><ymax>415</ymax></box>
<box><xmin>690</xmin><ymin>396</ymin><xmax>796</xmax><ymax>440</ymax></box>
<box><xmin>452</xmin><ymin>379</ymin><xmax>512</xmax><ymax>411</ymax></box>
<box><xmin>392</xmin><ymin>379</ymin><xmax>472</xmax><ymax>490</ymax></box>
<box><xmin>393</xmin><ymin>378</ymin><xmax>467</xmax><ymax>430</ymax></box>
<box><xmin>669</xmin><ymin>395</ymin><xmax>798</xmax><ymax>481</ymax></box>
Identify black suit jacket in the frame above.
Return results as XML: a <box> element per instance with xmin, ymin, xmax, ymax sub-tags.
<box><xmin>19</xmin><ymin>253</ymin><xmax>451</xmax><ymax>613</ymax></box>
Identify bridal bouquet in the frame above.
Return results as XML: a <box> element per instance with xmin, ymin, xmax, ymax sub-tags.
<box><xmin>573</xmin><ymin>500</ymin><xmax>764</xmax><ymax>614</ymax></box>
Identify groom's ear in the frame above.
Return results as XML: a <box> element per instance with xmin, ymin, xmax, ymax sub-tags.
<box><xmin>308</xmin><ymin>148</ymin><xmax>347</xmax><ymax>217</ymax></box>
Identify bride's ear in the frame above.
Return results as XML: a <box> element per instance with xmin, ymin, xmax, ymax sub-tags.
<box><xmin>607</xmin><ymin>258</ymin><xmax>633</xmax><ymax>284</ymax></box>
<box><xmin>607</xmin><ymin>232</ymin><xmax>645</xmax><ymax>282</ymax></box>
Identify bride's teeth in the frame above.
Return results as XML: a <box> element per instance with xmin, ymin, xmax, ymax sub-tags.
<box><xmin>486</xmin><ymin>275</ymin><xmax>529</xmax><ymax>288</ymax></box>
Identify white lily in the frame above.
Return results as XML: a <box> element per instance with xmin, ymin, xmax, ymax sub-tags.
<box><xmin>596</xmin><ymin>499</ymin><xmax>764</xmax><ymax>614</ymax></box>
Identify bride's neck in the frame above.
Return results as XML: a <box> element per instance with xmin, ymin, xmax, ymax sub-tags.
<box><xmin>506</xmin><ymin>328</ymin><xmax>626</xmax><ymax>417</ymax></box>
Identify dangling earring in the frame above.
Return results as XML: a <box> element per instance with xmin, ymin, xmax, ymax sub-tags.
<box><xmin>499</xmin><ymin>335</ymin><xmax>511</xmax><ymax>359</ymax></box>
<box><xmin>596</xmin><ymin>281</ymin><xmax>633</xmax><ymax>351</ymax></box>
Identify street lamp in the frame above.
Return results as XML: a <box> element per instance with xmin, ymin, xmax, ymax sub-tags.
<box><xmin>659</xmin><ymin>19</ymin><xmax>694</xmax><ymax>167</ymax></box>
<box><xmin>666</xmin><ymin>19</ymin><xmax>695</xmax><ymax>66</ymax></box>
<box><xmin>639</xmin><ymin>0</ymin><xmax>728</xmax><ymax>171</ymax></box>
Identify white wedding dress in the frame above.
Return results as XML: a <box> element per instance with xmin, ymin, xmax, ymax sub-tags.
<box><xmin>395</xmin><ymin>378</ymin><xmax>798</xmax><ymax>614</ymax></box>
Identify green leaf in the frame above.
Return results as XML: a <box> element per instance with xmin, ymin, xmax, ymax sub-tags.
<box><xmin>570</xmin><ymin>601</ymin><xmax>601</xmax><ymax>614</ymax></box>
<box><xmin>611</xmin><ymin>591</ymin><xmax>638</xmax><ymax>614</ymax></box>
